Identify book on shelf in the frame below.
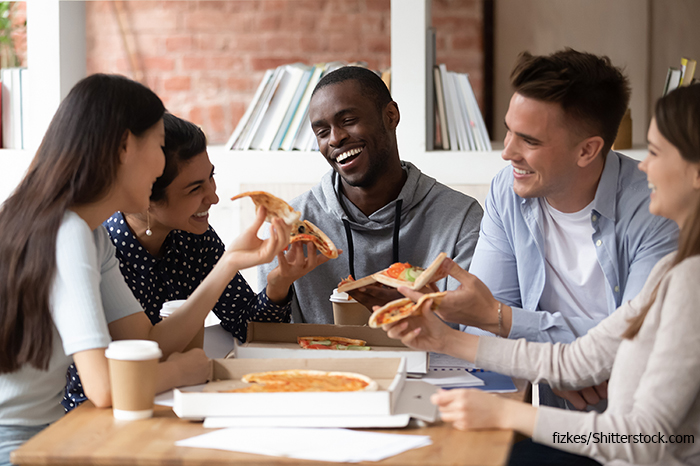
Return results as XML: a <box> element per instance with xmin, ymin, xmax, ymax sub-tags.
<box><xmin>229</xmin><ymin>61</ymin><xmax>354</xmax><ymax>152</ymax></box>
<box><xmin>1</xmin><ymin>67</ymin><xmax>26</xmax><ymax>150</ymax></box>
<box><xmin>433</xmin><ymin>64</ymin><xmax>491</xmax><ymax>152</ymax></box>
<box><xmin>680</xmin><ymin>57</ymin><xmax>697</xmax><ymax>86</ymax></box>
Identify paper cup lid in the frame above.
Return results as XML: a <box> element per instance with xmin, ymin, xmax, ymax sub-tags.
<box><xmin>329</xmin><ymin>288</ymin><xmax>358</xmax><ymax>303</ymax></box>
<box><xmin>105</xmin><ymin>340</ymin><xmax>162</xmax><ymax>361</ymax></box>
<box><xmin>159</xmin><ymin>299</ymin><xmax>187</xmax><ymax>317</ymax></box>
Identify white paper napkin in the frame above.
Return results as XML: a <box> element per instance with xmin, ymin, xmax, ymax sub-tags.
<box><xmin>175</xmin><ymin>427</ymin><xmax>432</xmax><ymax>462</ymax></box>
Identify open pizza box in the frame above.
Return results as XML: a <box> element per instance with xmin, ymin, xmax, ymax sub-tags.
<box><xmin>172</xmin><ymin>357</ymin><xmax>438</xmax><ymax>428</ymax></box>
<box><xmin>232</xmin><ymin>322</ymin><xmax>429</xmax><ymax>374</ymax></box>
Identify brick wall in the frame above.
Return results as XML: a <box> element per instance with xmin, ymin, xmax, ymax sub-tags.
<box><xmin>82</xmin><ymin>0</ymin><xmax>483</xmax><ymax>145</ymax></box>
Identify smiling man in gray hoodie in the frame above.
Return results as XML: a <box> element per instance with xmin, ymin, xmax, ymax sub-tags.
<box><xmin>258</xmin><ymin>66</ymin><xmax>483</xmax><ymax>324</ymax></box>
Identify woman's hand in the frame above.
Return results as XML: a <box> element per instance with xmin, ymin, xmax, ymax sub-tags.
<box><xmin>166</xmin><ymin>348</ymin><xmax>210</xmax><ymax>387</ymax></box>
<box><xmin>266</xmin><ymin>242</ymin><xmax>334</xmax><ymax>304</ymax></box>
<box><xmin>227</xmin><ymin>207</ymin><xmax>291</xmax><ymax>271</ymax></box>
<box><xmin>432</xmin><ymin>389</ymin><xmax>536</xmax><ymax>435</ymax></box>
<box><xmin>382</xmin><ymin>298</ymin><xmax>455</xmax><ymax>354</ymax></box>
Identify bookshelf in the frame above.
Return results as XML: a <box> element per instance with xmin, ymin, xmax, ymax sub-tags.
<box><xmin>2</xmin><ymin>1</ymin><xmax>649</xmax><ymax>252</ymax></box>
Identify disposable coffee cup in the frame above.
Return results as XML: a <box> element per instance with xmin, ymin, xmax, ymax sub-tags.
<box><xmin>160</xmin><ymin>300</ymin><xmax>205</xmax><ymax>351</ymax></box>
<box><xmin>330</xmin><ymin>288</ymin><xmax>372</xmax><ymax>325</ymax></box>
<box><xmin>105</xmin><ymin>340</ymin><xmax>163</xmax><ymax>420</ymax></box>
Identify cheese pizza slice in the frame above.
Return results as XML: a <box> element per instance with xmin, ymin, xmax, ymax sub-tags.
<box><xmin>297</xmin><ymin>336</ymin><xmax>370</xmax><ymax>350</ymax></box>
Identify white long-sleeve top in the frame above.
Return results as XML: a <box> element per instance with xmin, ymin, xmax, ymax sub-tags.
<box><xmin>476</xmin><ymin>253</ymin><xmax>700</xmax><ymax>466</ymax></box>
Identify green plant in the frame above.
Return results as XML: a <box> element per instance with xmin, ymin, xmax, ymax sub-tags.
<box><xmin>0</xmin><ymin>1</ymin><xmax>19</xmax><ymax>69</ymax></box>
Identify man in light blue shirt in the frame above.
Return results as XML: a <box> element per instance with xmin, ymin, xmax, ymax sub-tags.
<box><xmin>433</xmin><ymin>49</ymin><xmax>678</xmax><ymax>414</ymax></box>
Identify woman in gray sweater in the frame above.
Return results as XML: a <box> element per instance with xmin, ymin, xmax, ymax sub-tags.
<box><xmin>385</xmin><ymin>84</ymin><xmax>700</xmax><ymax>466</ymax></box>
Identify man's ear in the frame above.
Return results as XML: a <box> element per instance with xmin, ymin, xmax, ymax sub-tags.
<box><xmin>384</xmin><ymin>101</ymin><xmax>400</xmax><ymax>130</ymax></box>
<box><xmin>118</xmin><ymin>129</ymin><xmax>132</xmax><ymax>164</ymax></box>
<box><xmin>576</xmin><ymin>135</ymin><xmax>605</xmax><ymax>168</ymax></box>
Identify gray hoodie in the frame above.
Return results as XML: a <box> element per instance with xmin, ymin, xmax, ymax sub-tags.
<box><xmin>258</xmin><ymin>161</ymin><xmax>484</xmax><ymax>324</ymax></box>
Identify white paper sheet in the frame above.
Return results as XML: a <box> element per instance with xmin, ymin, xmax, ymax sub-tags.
<box><xmin>175</xmin><ymin>427</ymin><xmax>432</xmax><ymax>462</ymax></box>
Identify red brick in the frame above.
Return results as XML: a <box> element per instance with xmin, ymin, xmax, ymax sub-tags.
<box><xmin>230</xmin><ymin>35</ymin><xmax>265</xmax><ymax>53</ymax></box>
<box><xmin>451</xmin><ymin>32</ymin><xmax>482</xmax><ymax>51</ymax></box>
<box><xmin>366</xmin><ymin>0</ymin><xmax>390</xmax><ymax>12</ymax></box>
<box><xmin>189</xmin><ymin>107</ymin><xmax>205</xmax><ymax>127</ymax></box>
<box><xmin>329</xmin><ymin>34</ymin><xmax>361</xmax><ymax>54</ymax></box>
<box><xmin>142</xmin><ymin>56</ymin><xmax>175</xmax><ymax>72</ymax></box>
<box><xmin>195</xmin><ymin>34</ymin><xmax>231</xmax><ymax>52</ymax></box>
<box><xmin>164</xmin><ymin>76</ymin><xmax>191</xmax><ymax>91</ymax></box>
<box><xmin>185</xmin><ymin>10</ymin><xmax>238</xmax><ymax>31</ymax></box>
<box><xmin>365</xmin><ymin>36</ymin><xmax>390</xmax><ymax>54</ymax></box>
<box><xmin>261</xmin><ymin>1</ymin><xmax>289</xmax><ymax>12</ymax></box>
<box><xmin>127</xmin><ymin>6</ymin><xmax>180</xmax><ymax>31</ymax></box>
<box><xmin>265</xmin><ymin>35</ymin><xmax>302</xmax><ymax>54</ymax></box>
<box><xmin>257</xmin><ymin>13</ymin><xmax>283</xmax><ymax>31</ymax></box>
<box><xmin>208</xmin><ymin>105</ymin><xmax>226</xmax><ymax>134</ymax></box>
<box><xmin>300</xmin><ymin>36</ymin><xmax>328</xmax><ymax>54</ymax></box>
<box><xmin>182</xmin><ymin>56</ymin><xmax>209</xmax><ymax>71</ymax></box>
<box><xmin>226</xmin><ymin>76</ymin><xmax>257</xmax><ymax>92</ymax></box>
<box><xmin>166</xmin><ymin>35</ymin><xmax>193</xmax><ymax>52</ymax></box>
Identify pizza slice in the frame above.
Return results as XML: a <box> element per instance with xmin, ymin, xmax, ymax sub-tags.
<box><xmin>372</xmin><ymin>252</ymin><xmax>449</xmax><ymax>290</ymax></box>
<box><xmin>368</xmin><ymin>291</ymin><xmax>447</xmax><ymax>328</ymax></box>
<box><xmin>231</xmin><ymin>191</ymin><xmax>339</xmax><ymax>258</ymax></box>
<box><xmin>297</xmin><ymin>336</ymin><xmax>370</xmax><ymax>350</ymax></box>
<box><xmin>290</xmin><ymin>219</ymin><xmax>339</xmax><ymax>259</ymax></box>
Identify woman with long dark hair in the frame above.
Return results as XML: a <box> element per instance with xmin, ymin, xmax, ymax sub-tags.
<box><xmin>0</xmin><ymin>74</ymin><xmax>290</xmax><ymax>463</ymax></box>
<box><xmin>384</xmin><ymin>85</ymin><xmax>700</xmax><ymax>466</ymax></box>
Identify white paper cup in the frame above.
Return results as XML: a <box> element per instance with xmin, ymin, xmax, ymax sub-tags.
<box><xmin>330</xmin><ymin>288</ymin><xmax>372</xmax><ymax>325</ymax></box>
<box><xmin>105</xmin><ymin>340</ymin><xmax>162</xmax><ymax>420</ymax></box>
<box><xmin>159</xmin><ymin>300</ymin><xmax>205</xmax><ymax>351</ymax></box>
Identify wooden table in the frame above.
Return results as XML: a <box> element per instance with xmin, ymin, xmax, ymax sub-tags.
<box><xmin>13</xmin><ymin>380</ymin><xmax>528</xmax><ymax>466</ymax></box>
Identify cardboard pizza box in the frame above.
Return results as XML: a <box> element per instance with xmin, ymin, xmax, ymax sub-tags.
<box><xmin>232</xmin><ymin>322</ymin><xmax>429</xmax><ymax>374</ymax></box>
<box><xmin>173</xmin><ymin>357</ymin><xmax>407</xmax><ymax>421</ymax></box>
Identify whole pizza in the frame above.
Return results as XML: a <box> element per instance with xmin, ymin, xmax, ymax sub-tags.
<box><xmin>224</xmin><ymin>369</ymin><xmax>379</xmax><ymax>393</ymax></box>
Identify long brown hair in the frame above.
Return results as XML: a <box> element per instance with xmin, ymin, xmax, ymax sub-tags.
<box><xmin>623</xmin><ymin>84</ymin><xmax>700</xmax><ymax>339</ymax></box>
<box><xmin>0</xmin><ymin>74</ymin><xmax>164</xmax><ymax>373</ymax></box>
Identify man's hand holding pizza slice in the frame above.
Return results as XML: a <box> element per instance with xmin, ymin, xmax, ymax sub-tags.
<box><xmin>231</xmin><ymin>191</ymin><xmax>341</xmax><ymax>304</ymax></box>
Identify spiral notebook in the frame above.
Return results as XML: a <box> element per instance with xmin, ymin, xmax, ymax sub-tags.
<box><xmin>421</xmin><ymin>367</ymin><xmax>484</xmax><ymax>388</ymax></box>
<box><xmin>426</xmin><ymin>352</ymin><xmax>517</xmax><ymax>392</ymax></box>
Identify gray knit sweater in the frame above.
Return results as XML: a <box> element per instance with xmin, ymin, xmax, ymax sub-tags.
<box><xmin>476</xmin><ymin>253</ymin><xmax>700</xmax><ymax>465</ymax></box>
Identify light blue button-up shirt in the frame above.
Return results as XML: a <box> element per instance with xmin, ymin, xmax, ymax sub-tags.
<box><xmin>469</xmin><ymin>151</ymin><xmax>679</xmax><ymax>343</ymax></box>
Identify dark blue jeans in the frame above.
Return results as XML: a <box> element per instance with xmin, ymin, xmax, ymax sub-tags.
<box><xmin>508</xmin><ymin>439</ymin><xmax>602</xmax><ymax>466</ymax></box>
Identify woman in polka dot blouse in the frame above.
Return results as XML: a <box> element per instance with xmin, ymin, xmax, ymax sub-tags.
<box><xmin>62</xmin><ymin>113</ymin><xmax>328</xmax><ymax>411</ymax></box>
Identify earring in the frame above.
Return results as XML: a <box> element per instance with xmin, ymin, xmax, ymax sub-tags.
<box><xmin>145</xmin><ymin>210</ymin><xmax>153</xmax><ymax>237</ymax></box>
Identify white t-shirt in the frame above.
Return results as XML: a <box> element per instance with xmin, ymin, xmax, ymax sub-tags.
<box><xmin>0</xmin><ymin>210</ymin><xmax>143</xmax><ymax>426</ymax></box>
<box><xmin>538</xmin><ymin>199</ymin><xmax>608</xmax><ymax>330</ymax></box>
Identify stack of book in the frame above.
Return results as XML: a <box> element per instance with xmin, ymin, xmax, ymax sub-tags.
<box><xmin>663</xmin><ymin>56</ymin><xmax>697</xmax><ymax>96</ymax></box>
<box><xmin>227</xmin><ymin>61</ymin><xmax>354</xmax><ymax>152</ymax></box>
<box><xmin>1</xmin><ymin>67</ymin><xmax>27</xmax><ymax>150</ymax></box>
<box><xmin>432</xmin><ymin>64</ymin><xmax>491</xmax><ymax>152</ymax></box>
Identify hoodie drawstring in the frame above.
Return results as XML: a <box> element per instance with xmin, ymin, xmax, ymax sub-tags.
<box><xmin>342</xmin><ymin>218</ymin><xmax>355</xmax><ymax>279</ymax></box>
<box><xmin>343</xmin><ymin>199</ymin><xmax>403</xmax><ymax>279</ymax></box>
<box><xmin>392</xmin><ymin>199</ymin><xmax>402</xmax><ymax>263</ymax></box>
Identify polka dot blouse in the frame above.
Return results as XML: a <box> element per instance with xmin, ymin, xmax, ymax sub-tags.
<box><xmin>62</xmin><ymin>211</ymin><xmax>291</xmax><ymax>412</ymax></box>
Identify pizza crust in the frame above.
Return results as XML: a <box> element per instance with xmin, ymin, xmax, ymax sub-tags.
<box><xmin>231</xmin><ymin>191</ymin><xmax>301</xmax><ymax>226</ymax></box>
<box><xmin>337</xmin><ymin>274</ymin><xmax>378</xmax><ymax>293</ymax></box>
